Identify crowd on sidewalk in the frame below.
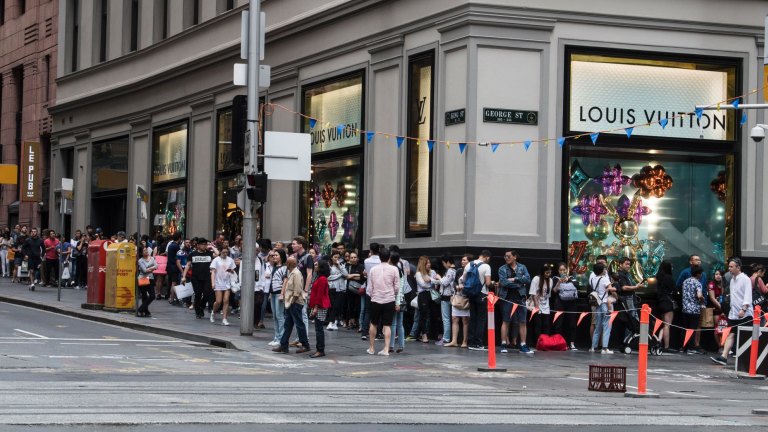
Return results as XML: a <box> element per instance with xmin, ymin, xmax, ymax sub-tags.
<box><xmin>4</xmin><ymin>223</ymin><xmax>766</xmax><ymax>364</ymax></box>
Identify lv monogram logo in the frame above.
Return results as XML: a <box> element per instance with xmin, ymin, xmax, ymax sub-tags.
<box><xmin>417</xmin><ymin>97</ymin><xmax>427</xmax><ymax>125</ymax></box>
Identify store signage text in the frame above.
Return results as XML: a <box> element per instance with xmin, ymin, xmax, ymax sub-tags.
<box><xmin>577</xmin><ymin>106</ymin><xmax>726</xmax><ymax>131</ymax></box>
<box><xmin>153</xmin><ymin>159</ymin><xmax>187</xmax><ymax>178</ymax></box>
<box><xmin>310</xmin><ymin>123</ymin><xmax>359</xmax><ymax>147</ymax></box>
<box><xmin>21</xmin><ymin>141</ymin><xmax>40</xmax><ymax>202</ymax></box>
<box><xmin>483</xmin><ymin>108</ymin><xmax>538</xmax><ymax>125</ymax></box>
<box><xmin>445</xmin><ymin>109</ymin><xmax>466</xmax><ymax>126</ymax></box>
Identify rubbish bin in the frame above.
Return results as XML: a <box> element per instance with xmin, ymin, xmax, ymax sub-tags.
<box><xmin>104</xmin><ymin>243</ymin><xmax>136</xmax><ymax>312</ymax></box>
<box><xmin>82</xmin><ymin>240</ymin><xmax>112</xmax><ymax>310</ymax></box>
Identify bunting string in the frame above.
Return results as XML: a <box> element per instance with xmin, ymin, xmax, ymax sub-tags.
<box><xmin>263</xmin><ymin>84</ymin><xmax>766</xmax><ymax>152</ymax></box>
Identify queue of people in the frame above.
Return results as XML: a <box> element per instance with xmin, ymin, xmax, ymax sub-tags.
<box><xmin>6</xmin><ymin>224</ymin><xmax>765</xmax><ymax>363</ymax></box>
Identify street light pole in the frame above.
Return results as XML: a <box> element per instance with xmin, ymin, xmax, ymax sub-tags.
<box><xmin>240</xmin><ymin>0</ymin><xmax>262</xmax><ymax>336</ymax></box>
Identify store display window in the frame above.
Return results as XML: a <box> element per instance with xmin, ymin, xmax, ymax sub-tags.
<box><xmin>299</xmin><ymin>157</ymin><xmax>362</xmax><ymax>256</ymax></box>
<box><xmin>567</xmin><ymin>150</ymin><xmax>734</xmax><ymax>292</ymax></box>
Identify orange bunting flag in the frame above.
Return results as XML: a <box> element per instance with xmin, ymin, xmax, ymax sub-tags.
<box><xmin>608</xmin><ymin>311</ymin><xmax>619</xmax><ymax>325</ymax></box>
<box><xmin>577</xmin><ymin>312</ymin><xmax>589</xmax><ymax>326</ymax></box>
<box><xmin>653</xmin><ymin>318</ymin><xmax>664</xmax><ymax>336</ymax></box>
<box><xmin>720</xmin><ymin>327</ymin><xmax>731</xmax><ymax>346</ymax></box>
<box><xmin>528</xmin><ymin>307</ymin><xmax>539</xmax><ymax>322</ymax></box>
<box><xmin>510</xmin><ymin>303</ymin><xmax>518</xmax><ymax>318</ymax></box>
<box><xmin>553</xmin><ymin>311</ymin><xmax>563</xmax><ymax>324</ymax></box>
<box><xmin>683</xmin><ymin>329</ymin><xmax>694</xmax><ymax>348</ymax></box>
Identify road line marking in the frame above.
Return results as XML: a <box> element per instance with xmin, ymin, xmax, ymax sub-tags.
<box><xmin>59</xmin><ymin>343</ymin><xmax>121</xmax><ymax>346</ymax></box>
<box><xmin>0</xmin><ymin>341</ymin><xmax>45</xmax><ymax>344</ymax></box>
<box><xmin>13</xmin><ymin>329</ymin><xmax>48</xmax><ymax>339</ymax></box>
<box><xmin>666</xmin><ymin>391</ymin><xmax>708</xmax><ymax>398</ymax></box>
<box><xmin>0</xmin><ymin>337</ymin><xmax>187</xmax><ymax>343</ymax></box>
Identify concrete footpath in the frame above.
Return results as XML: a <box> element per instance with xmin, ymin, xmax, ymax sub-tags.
<box><xmin>0</xmin><ymin>279</ymin><xmax>269</xmax><ymax>351</ymax></box>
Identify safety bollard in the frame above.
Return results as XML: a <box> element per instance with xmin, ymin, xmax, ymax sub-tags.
<box><xmin>626</xmin><ymin>304</ymin><xmax>659</xmax><ymax>398</ymax></box>
<box><xmin>739</xmin><ymin>305</ymin><xmax>765</xmax><ymax>380</ymax></box>
<box><xmin>478</xmin><ymin>292</ymin><xmax>507</xmax><ymax>373</ymax></box>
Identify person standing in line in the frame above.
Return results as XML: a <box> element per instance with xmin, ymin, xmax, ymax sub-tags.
<box><xmin>0</xmin><ymin>231</ymin><xmax>11</xmax><ymax>278</ymax></box>
<box><xmin>498</xmin><ymin>250</ymin><xmax>532</xmax><ymax>353</ymax></box>
<box><xmin>309</xmin><ymin>260</ymin><xmax>332</xmax><ymax>358</ymax></box>
<box><xmin>461</xmin><ymin>250</ymin><xmax>493</xmax><ymax>351</ymax></box>
<box><xmin>414</xmin><ymin>256</ymin><xmax>439</xmax><ymax>343</ymax></box>
<box><xmin>389</xmin><ymin>251</ymin><xmax>407</xmax><ymax>354</ymax></box>
<box><xmin>273</xmin><ymin>256</ymin><xmax>311</xmax><ymax>354</ymax></box>
<box><xmin>181</xmin><ymin>238</ymin><xmax>214</xmax><ymax>320</ymax></box>
<box><xmin>676</xmin><ymin>254</ymin><xmax>707</xmax><ymax>349</ymax></box>
<box><xmin>529</xmin><ymin>264</ymin><xmax>554</xmax><ymax>345</ymax></box>
<box><xmin>589</xmin><ymin>262</ymin><xmax>616</xmax><ymax>354</ymax></box>
<box><xmin>445</xmin><ymin>255</ymin><xmax>471</xmax><ymax>348</ymax></box>
<box><xmin>268</xmin><ymin>249</ymin><xmax>288</xmax><ymax>347</ymax></box>
<box><xmin>711</xmin><ymin>258</ymin><xmax>753</xmax><ymax>366</ymax></box>
<box><xmin>290</xmin><ymin>236</ymin><xmax>314</xmax><ymax>346</ymax></box>
<box><xmin>681</xmin><ymin>265</ymin><xmax>705</xmax><ymax>354</ymax></box>
<box><xmin>165</xmin><ymin>232</ymin><xmax>182</xmax><ymax>302</ymax></box>
<box><xmin>361</xmin><ymin>243</ymin><xmax>381</xmax><ymax>341</ymax></box>
<box><xmin>552</xmin><ymin>262</ymin><xmax>579</xmax><ymax>351</ymax></box>
<box><xmin>257</xmin><ymin>239</ymin><xmax>272</xmax><ymax>329</ymax></box>
<box><xmin>23</xmin><ymin>229</ymin><xmax>44</xmax><ymax>290</ymax></box>
<box><xmin>345</xmin><ymin>251</ymin><xmax>365</xmax><ymax>331</ymax></box>
<box><xmin>436</xmin><ymin>254</ymin><xmax>456</xmax><ymax>346</ymax></box>
<box><xmin>210</xmin><ymin>247</ymin><xmax>236</xmax><ymax>326</ymax></box>
<box><xmin>366</xmin><ymin>247</ymin><xmax>399</xmax><ymax>355</ymax></box>
<box><xmin>137</xmin><ymin>247</ymin><xmax>157</xmax><ymax>317</ymax></box>
<box><xmin>327</xmin><ymin>251</ymin><xmax>348</xmax><ymax>330</ymax></box>
<box><xmin>655</xmin><ymin>261</ymin><xmax>676</xmax><ymax>353</ymax></box>
<box><xmin>615</xmin><ymin>257</ymin><xmax>646</xmax><ymax>342</ymax></box>
<box><xmin>43</xmin><ymin>230</ymin><xmax>60</xmax><ymax>287</ymax></box>
<box><xmin>589</xmin><ymin>255</ymin><xmax>609</xmax><ymax>349</ymax></box>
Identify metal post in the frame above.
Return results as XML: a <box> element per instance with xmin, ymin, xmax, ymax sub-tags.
<box><xmin>57</xmin><ymin>197</ymin><xmax>64</xmax><ymax>302</ymax></box>
<box><xmin>478</xmin><ymin>292</ymin><xmax>506</xmax><ymax>373</ymax></box>
<box><xmin>240</xmin><ymin>0</ymin><xmax>261</xmax><ymax>335</ymax></box>
<box><xmin>626</xmin><ymin>304</ymin><xmax>659</xmax><ymax>398</ymax></box>
<box><xmin>135</xmin><ymin>193</ymin><xmax>141</xmax><ymax>317</ymax></box>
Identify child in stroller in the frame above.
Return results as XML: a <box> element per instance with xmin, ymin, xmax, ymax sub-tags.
<box><xmin>617</xmin><ymin>294</ymin><xmax>662</xmax><ymax>355</ymax></box>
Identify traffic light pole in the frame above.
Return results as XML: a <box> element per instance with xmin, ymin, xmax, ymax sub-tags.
<box><xmin>240</xmin><ymin>0</ymin><xmax>261</xmax><ymax>336</ymax></box>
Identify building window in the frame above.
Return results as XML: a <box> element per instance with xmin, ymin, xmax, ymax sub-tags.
<box><xmin>129</xmin><ymin>0</ymin><xmax>139</xmax><ymax>52</ymax></box>
<box><xmin>300</xmin><ymin>72</ymin><xmax>365</xmax><ymax>254</ymax></box>
<box><xmin>19</xmin><ymin>0</ymin><xmax>25</xmax><ymax>15</ymax></box>
<box><xmin>405</xmin><ymin>52</ymin><xmax>434</xmax><ymax>237</ymax></box>
<box><xmin>193</xmin><ymin>0</ymin><xmax>200</xmax><ymax>25</ymax></box>
<box><xmin>214</xmin><ymin>107</ymin><xmax>254</xmax><ymax>240</ymax></box>
<box><xmin>217</xmin><ymin>0</ymin><xmax>234</xmax><ymax>14</ymax></box>
<box><xmin>154</xmin><ymin>0</ymin><xmax>168</xmax><ymax>42</ymax></box>
<box><xmin>43</xmin><ymin>55</ymin><xmax>50</xmax><ymax>101</ymax></box>
<box><xmin>98</xmin><ymin>0</ymin><xmax>108</xmax><ymax>62</ymax></box>
<box><xmin>151</xmin><ymin>123</ymin><xmax>188</xmax><ymax>238</ymax></box>
<box><xmin>1</xmin><ymin>0</ymin><xmax>5</xmax><ymax>25</ymax></box>
<box><xmin>91</xmin><ymin>138</ymin><xmax>129</xmax><ymax>235</ymax></box>
<box><xmin>68</xmin><ymin>0</ymin><xmax>80</xmax><ymax>72</ymax></box>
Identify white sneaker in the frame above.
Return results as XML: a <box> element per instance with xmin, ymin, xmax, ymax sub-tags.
<box><xmin>222</xmin><ymin>319</ymin><xmax>230</xmax><ymax>326</ymax></box>
<box><xmin>327</xmin><ymin>323</ymin><xmax>334</xmax><ymax>331</ymax></box>
<box><xmin>570</xmin><ymin>343</ymin><xmax>578</xmax><ymax>351</ymax></box>
<box><xmin>601</xmin><ymin>349</ymin><xmax>614</xmax><ymax>355</ymax></box>
<box><xmin>332</xmin><ymin>322</ymin><xmax>339</xmax><ymax>330</ymax></box>
<box><xmin>267</xmin><ymin>341</ymin><xmax>279</xmax><ymax>347</ymax></box>
<box><xmin>210</xmin><ymin>313</ymin><xmax>215</xmax><ymax>323</ymax></box>
<box><xmin>588</xmin><ymin>348</ymin><xmax>596</xmax><ymax>353</ymax></box>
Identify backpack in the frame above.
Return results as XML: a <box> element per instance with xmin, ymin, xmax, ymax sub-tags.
<box><xmin>463</xmin><ymin>262</ymin><xmax>483</xmax><ymax>296</ymax></box>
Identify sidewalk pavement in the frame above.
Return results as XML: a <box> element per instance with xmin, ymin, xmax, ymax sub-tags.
<box><xmin>0</xmin><ymin>279</ymin><xmax>271</xmax><ymax>351</ymax></box>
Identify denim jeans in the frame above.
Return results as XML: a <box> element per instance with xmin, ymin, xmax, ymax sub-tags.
<box><xmin>409</xmin><ymin>308</ymin><xmax>420</xmax><ymax>337</ymax></box>
<box><xmin>468</xmin><ymin>294</ymin><xmax>487</xmax><ymax>347</ymax></box>
<box><xmin>592</xmin><ymin>302</ymin><xmax>612</xmax><ymax>349</ymax></box>
<box><xmin>390</xmin><ymin>309</ymin><xmax>405</xmax><ymax>349</ymax></box>
<box><xmin>280</xmin><ymin>303</ymin><xmax>309</xmax><ymax>349</ymax></box>
<box><xmin>270</xmin><ymin>292</ymin><xmax>285</xmax><ymax>342</ymax></box>
<box><xmin>440</xmin><ymin>299</ymin><xmax>452</xmax><ymax>342</ymax></box>
<box><xmin>359</xmin><ymin>294</ymin><xmax>370</xmax><ymax>330</ymax></box>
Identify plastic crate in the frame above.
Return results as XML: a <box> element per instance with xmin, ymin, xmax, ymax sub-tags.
<box><xmin>588</xmin><ymin>365</ymin><xmax>626</xmax><ymax>392</ymax></box>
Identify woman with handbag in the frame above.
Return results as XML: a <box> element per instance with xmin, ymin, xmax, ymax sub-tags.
<box><xmin>309</xmin><ymin>260</ymin><xmax>331</xmax><ymax>358</ymax></box>
<box><xmin>445</xmin><ymin>255</ymin><xmax>471</xmax><ymax>348</ymax></box>
<box><xmin>435</xmin><ymin>254</ymin><xmax>456</xmax><ymax>346</ymax></box>
<box><xmin>655</xmin><ymin>261</ymin><xmax>676</xmax><ymax>353</ymax></box>
<box><xmin>529</xmin><ymin>264</ymin><xmax>555</xmax><ymax>346</ymax></box>
<box><xmin>137</xmin><ymin>247</ymin><xmax>157</xmax><ymax>317</ymax></box>
<box><xmin>552</xmin><ymin>262</ymin><xmax>580</xmax><ymax>351</ymax></box>
<box><xmin>415</xmin><ymin>256</ymin><xmax>439</xmax><ymax>343</ymax></box>
<box><xmin>327</xmin><ymin>251</ymin><xmax>349</xmax><ymax>331</ymax></box>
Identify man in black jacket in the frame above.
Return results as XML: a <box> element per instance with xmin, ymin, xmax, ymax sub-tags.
<box><xmin>22</xmin><ymin>228</ymin><xmax>44</xmax><ymax>290</ymax></box>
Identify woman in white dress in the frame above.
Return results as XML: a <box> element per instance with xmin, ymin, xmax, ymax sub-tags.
<box><xmin>209</xmin><ymin>247</ymin><xmax>236</xmax><ymax>326</ymax></box>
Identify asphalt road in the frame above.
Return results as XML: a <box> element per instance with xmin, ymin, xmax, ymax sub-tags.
<box><xmin>1</xmin><ymin>303</ymin><xmax>767</xmax><ymax>429</ymax></box>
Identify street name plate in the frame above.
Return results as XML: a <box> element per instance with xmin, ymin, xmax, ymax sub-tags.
<box><xmin>483</xmin><ymin>108</ymin><xmax>538</xmax><ymax>125</ymax></box>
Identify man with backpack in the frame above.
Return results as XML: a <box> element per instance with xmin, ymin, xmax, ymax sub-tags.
<box><xmin>460</xmin><ymin>250</ymin><xmax>492</xmax><ymax>351</ymax></box>
<box><xmin>497</xmin><ymin>250</ymin><xmax>532</xmax><ymax>353</ymax></box>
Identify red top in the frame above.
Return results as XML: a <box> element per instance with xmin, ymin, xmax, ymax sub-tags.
<box><xmin>44</xmin><ymin>238</ymin><xmax>59</xmax><ymax>260</ymax></box>
<box><xmin>309</xmin><ymin>275</ymin><xmax>331</xmax><ymax>309</ymax></box>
